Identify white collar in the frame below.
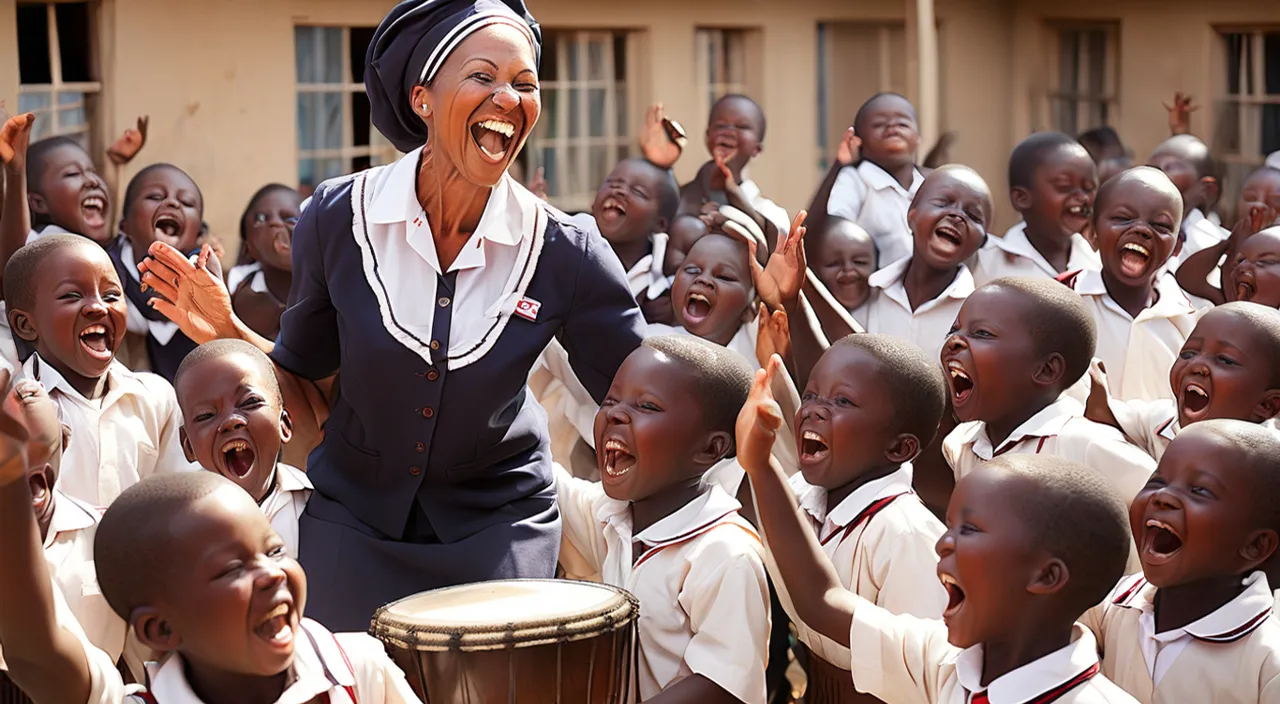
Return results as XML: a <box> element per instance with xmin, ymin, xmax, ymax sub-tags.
<box><xmin>968</xmin><ymin>395</ymin><xmax>1082</xmax><ymax>460</ymax></box>
<box><xmin>23</xmin><ymin>352</ymin><xmax>136</xmax><ymax>406</ymax></box>
<box><xmin>1114</xmin><ymin>571</ymin><xmax>1274</xmax><ymax>642</ymax></box>
<box><xmin>994</xmin><ymin>222</ymin><xmax>1100</xmax><ymax>276</ymax></box>
<box><xmin>737</xmin><ymin>178</ymin><xmax>764</xmax><ymax>204</ymax></box>
<box><xmin>1182</xmin><ymin>208</ymin><xmax>1206</xmax><ymax>235</ymax></box>
<box><xmin>792</xmin><ymin>463</ymin><xmax>914</xmax><ymax>529</ymax></box>
<box><xmin>593</xmin><ymin>482</ymin><xmax>743</xmax><ymax>548</ymax></box>
<box><xmin>43</xmin><ymin>489</ymin><xmax>99</xmax><ymax>549</ymax></box>
<box><xmin>954</xmin><ymin>624</ymin><xmax>1102</xmax><ymax>704</ymax></box>
<box><xmin>1157</xmin><ymin>415</ymin><xmax>1180</xmax><ymax>442</ymax></box>
<box><xmin>146</xmin><ymin>619</ymin><xmax>355</xmax><ymax>703</ymax></box>
<box><xmin>868</xmin><ymin>256</ymin><xmax>975</xmax><ymax>311</ymax></box>
<box><xmin>1070</xmin><ymin>270</ymin><xmax>1195</xmax><ymax>321</ymax></box>
<box><xmin>858</xmin><ymin>161</ymin><xmax>925</xmax><ymax>197</ymax></box>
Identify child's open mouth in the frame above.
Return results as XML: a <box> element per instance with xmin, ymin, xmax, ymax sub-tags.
<box><xmin>220</xmin><ymin>438</ymin><xmax>257</xmax><ymax>478</ymax></box>
<box><xmin>78</xmin><ymin>324</ymin><xmax>113</xmax><ymax>361</ymax></box>
<box><xmin>1063</xmin><ymin>203</ymin><xmax>1091</xmax><ymax>230</ymax></box>
<box><xmin>599</xmin><ymin>196</ymin><xmax>627</xmax><ymax>221</ymax></box>
<box><xmin>602</xmin><ymin>438</ymin><xmax>636</xmax><ymax>478</ymax></box>
<box><xmin>1234</xmin><ymin>274</ymin><xmax>1256</xmax><ymax>302</ymax></box>
<box><xmin>799</xmin><ymin>430</ymin><xmax>830</xmax><ymax>464</ymax></box>
<box><xmin>81</xmin><ymin>195</ymin><xmax>107</xmax><ymax>229</ymax></box>
<box><xmin>939</xmin><ymin>572</ymin><xmax>966</xmax><ymax>621</ymax></box>
<box><xmin>1181</xmin><ymin>381</ymin><xmax>1210</xmax><ymax>418</ymax></box>
<box><xmin>712</xmin><ymin>136</ymin><xmax>737</xmax><ymax>163</ymax></box>
<box><xmin>1118</xmin><ymin>241</ymin><xmax>1152</xmax><ymax>278</ymax></box>
<box><xmin>254</xmin><ymin>602</ymin><xmax>295</xmax><ymax>650</ymax></box>
<box><xmin>153</xmin><ymin>213</ymin><xmax>184</xmax><ymax>243</ymax></box>
<box><xmin>683</xmin><ymin>291</ymin><xmax>714</xmax><ymax>326</ymax></box>
<box><xmin>470</xmin><ymin>118</ymin><xmax>515</xmax><ymax>163</ymax></box>
<box><xmin>1141</xmin><ymin>519</ymin><xmax>1184</xmax><ymax>563</ymax></box>
<box><xmin>946</xmin><ymin>362</ymin><xmax>974</xmax><ymax>406</ymax></box>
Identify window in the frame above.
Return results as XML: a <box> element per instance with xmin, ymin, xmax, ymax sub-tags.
<box><xmin>695</xmin><ymin>28</ymin><xmax>761</xmax><ymax>117</ymax></box>
<box><xmin>1219</xmin><ymin>31</ymin><xmax>1280</xmax><ymax>164</ymax></box>
<box><xmin>1047</xmin><ymin>24</ymin><xmax>1119</xmax><ymax>135</ymax></box>
<box><xmin>519</xmin><ymin>30</ymin><xmax>636</xmax><ymax>211</ymax></box>
<box><xmin>816</xmin><ymin>23</ymin><xmax>907</xmax><ymax>171</ymax></box>
<box><xmin>294</xmin><ymin>26</ymin><xmax>398</xmax><ymax>191</ymax></box>
<box><xmin>16</xmin><ymin>1</ymin><xmax>99</xmax><ymax>146</ymax></box>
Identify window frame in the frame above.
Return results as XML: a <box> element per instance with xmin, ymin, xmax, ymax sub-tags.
<box><xmin>1216</xmin><ymin>28</ymin><xmax>1280</xmax><ymax>168</ymax></box>
<box><xmin>1045</xmin><ymin>21</ymin><xmax>1120</xmax><ymax>135</ymax></box>
<box><xmin>16</xmin><ymin>1</ymin><xmax>102</xmax><ymax>147</ymax></box>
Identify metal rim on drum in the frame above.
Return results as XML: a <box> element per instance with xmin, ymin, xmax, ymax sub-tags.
<box><xmin>370</xmin><ymin>579</ymin><xmax>640</xmax><ymax>652</ymax></box>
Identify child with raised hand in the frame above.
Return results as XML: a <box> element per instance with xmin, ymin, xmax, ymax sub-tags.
<box><xmin>736</xmin><ymin>356</ymin><xmax>1139</xmax><ymax>703</ymax></box>
<box><xmin>1058</xmin><ymin>167</ymin><xmax>1198</xmax><ymax>403</ymax></box>
<box><xmin>1175</xmin><ymin>166</ymin><xmax>1280</xmax><ymax>306</ymax></box>
<box><xmin>811</xmin><ymin>95</ymin><xmax>924</xmax><ymax>269</ymax></box>
<box><xmin>1086</xmin><ymin>302</ymin><xmax>1280</xmax><ymax>462</ymax></box>
<box><xmin>1081</xmin><ymin>420</ymin><xmax>1280</xmax><ymax>702</ymax></box>
<box><xmin>971</xmin><ymin>133</ymin><xmax>1099</xmax><ymax>285</ymax></box>
<box><xmin>228</xmin><ymin>184</ymin><xmax>302</xmax><ymax>339</ymax></box>
<box><xmin>1148</xmin><ymin>134</ymin><xmax>1226</xmax><ymax>269</ymax></box>
<box><xmin>173</xmin><ymin>339</ymin><xmax>311</xmax><ymax>557</ymax></box>
<box><xmin>554</xmin><ymin>336</ymin><xmax>770</xmax><ymax>703</ymax></box>
<box><xmin>0</xmin><ymin>111</ymin><xmax>36</xmax><ymax>369</ymax></box>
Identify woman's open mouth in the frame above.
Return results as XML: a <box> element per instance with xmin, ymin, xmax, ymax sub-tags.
<box><xmin>470</xmin><ymin>118</ymin><xmax>516</xmax><ymax>163</ymax></box>
<box><xmin>78</xmin><ymin>324</ymin><xmax>114</xmax><ymax>361</ymax></box>
<box><xmin>683</xmin><ymin>291</ymin><xmax>714</xmax><ymax>326</ymax></box>
<box><xmin>1117</xmin><ymin>241</ymin><xmax>1152</xmax><ymax>278</ymax></box>
<box><xmin>221</xmin><ymin>438</ymin><xmax>258</xmax><ymax>478</ymax></box>
<box><xmin>602</xmin><ymin>438</ymin><xmax>636</xmax><ymax>478</ymax></box>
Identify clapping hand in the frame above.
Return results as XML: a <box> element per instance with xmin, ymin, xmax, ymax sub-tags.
<box><xmin>139</xmin><ymin>243</ymin><xmax>236</xmax><ymax>344</ymax></box>
<box><xmin>640</xmin><ymin>103</ymin><xmax>685</xmax><ymax>169</ymax></box>
<box><xmin>107</xmin><ymin>116</ymin><xmax>149</xmax><ymax>166</ymax></box>
<box><xmin>1163</xmin><ymin>93</ymin><xmax>1198</xmax><ymax>136</ymax></box>
<box><xmin>748</xmin><ymin>211</ymin><xmax>808</xmax><ymax>311</ymax></box>
<box><xmin>735</xmin><ymin>355</ymin><xmax>786</xmax><ymax>474</ymax></box>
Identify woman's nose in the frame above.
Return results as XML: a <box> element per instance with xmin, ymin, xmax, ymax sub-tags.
<box><xmin>492</xmin><ymin>84</ymin><xmax>519</xmax><ymax>111</ymax></box>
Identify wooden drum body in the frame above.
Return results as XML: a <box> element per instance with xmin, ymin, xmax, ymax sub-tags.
<box><xmin>372</xmin><ymin>579</ymin><xmax>639</xmax><ymax>704</ymax></box>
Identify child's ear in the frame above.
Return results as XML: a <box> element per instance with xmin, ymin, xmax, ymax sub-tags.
<box><xmin>179</xmin><ymin>427</ymin><xmax>197</xmax><ymax>464</ymax></box>
<box><xmin>133</xmin><ymin>607</ymin><xmax>181</xmax><ymax>653</ymax></box>
<box><xmin>1033</xmin><ymin>352</ymin><xmax>1067</xmax><ymax>389</ymax></box>
<box><xmin>696</xmin><ymin>430</ymin><xmax>733</xmax><ymax>465</ymax></box>
<box><xmin>1027</xmin><ymin>557</ymin><xmax>1070</xmax><ymax>596</ymax></box>
<box><xmin>27</xmin><ymin>192</ymin><xmax>49</xmax><ymax>217</ymax></box>
<box><xmin>279</xmin><ymin>408</ymin><xmax>294</xmax><ymax>445</ymax></box>
<box><xmin>1010</xmin><ymin>186</ymin><xmax>1032</xmax><ymax>213</ymax></box>
<box><xmin>886</xmin><ymin>433</ymin><xmax>921</xmax><ymax>464</ymax></box>
<box><xmin>1241</xmin><ymin>528</ymin><xmax>1279</xmax><ymax>569</ymax></box>
<box><xmin>1255</xmin><ymin>390</ymin><xmax>1280</xmax><ymax>421</ymax></box>
<box><xmin>9</xmin><ymin>308</ymin><xmax>37</xmax><ymax>343</ymax></box>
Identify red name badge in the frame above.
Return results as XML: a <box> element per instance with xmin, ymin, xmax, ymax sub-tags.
<box><xmin>515</xmin><ymin>297</ymin><xmax>541</xmax><ymax>322</ymax></box>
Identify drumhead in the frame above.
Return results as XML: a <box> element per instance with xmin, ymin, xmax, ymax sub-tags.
<box><xmin>371</xmin><ymin>579</ymin><xmax>639</xmax><ymax>652</ymax></box>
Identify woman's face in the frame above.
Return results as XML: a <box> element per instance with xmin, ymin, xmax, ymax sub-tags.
<box><xmin>419</xmin><ymin>24</ymin><xmax>540</xmax><ymax>187</ymax></box>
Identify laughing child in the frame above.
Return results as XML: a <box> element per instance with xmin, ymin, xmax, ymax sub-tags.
<box><xmin>940</xmin><ymin>276</ymin><xmax>1156</xmax><ymax>508</ymax></box>
<box><xmin>554</xmin><ymin>336</ymin><xmax>770</xmax><ymax>703</ymax></box>
<box><xmin>812</xmin><ymin>94</ymin><xmax>925</xmax><ymax>269</ymax></box>
<box><xmin>173</xmin><ymin>340</ymin><xmax>311</xmax><ymax>558</ymax></box>
<box><xmin>24</xmin><ymin>137</ymin><xmax>113</xmax><ymax>245</ymax></box>
<box><xmin>808</xmin><ymin>216</ymin><xmax>877</xmax><ymax>323</ymax></box>
<box><xmin>769</xmin><ymin>334</ymin><xmax>949</xmax><ymax>700</ymax></box>
<box><xmin>736</xmin><ymin>359</ymin><xmax>1139</xmax><ymax>703</ymax></box>
<box><xmin>1086</xmin><ymin>302</ymin><xmax>1280</xmax><ymax>462</ymax></box>
<box><xmin>1081</xmin><ymin>420</ymin><xmax>1280</xmax><ymax>702</ymax></box>
<box><xmin>860</xmin><ymin>165</ymin><xmax>990</xmax><ymax>358</ymax></box>
<box><xmin>1176</xmin><ymin>167</ymin><xmax>1280</xmax><ymax>307</ymax></box>
<box><xmin>1058</xmin><ymin>167</ymin><xmax>1198</xmax><ymax>403</ymax></box>
<box><xmin>4</xmin><ymin>234</ymin><xmax>193</xmax><ymax>508</ymax></box>
<box><xmin>1148</xmin><ymin>134</ymin><xmax>1226</xmax><ymax>270</ymax></box>
<box><xmin>971</xmin><ymin>133</ymin><xmax>1100</xmax><ymax>285</ymax></box>
<box><xmin>661</xmin><ymin>232</ymin><xmax>760</xmax><ymax>362</ymax></box>
<box><xmin>228</xmin><ymin>185</ymin><xmax>302</xmax><ymax>340</ymax></box>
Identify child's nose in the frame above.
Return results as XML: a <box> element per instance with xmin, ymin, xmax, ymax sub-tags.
<box><xmin>935</xmin><ymin>530</ymin><xmax>955</xmax><ymax>558</ymax></box>
<box><xmin>82</xmin><ymin>298</ymin><xmax>108</xmax><ymax>316</ymax></box>
<box><xmin>219</xmin><ymin>414</ymin><xmax>248</xmax><ymax>433</ymax></box>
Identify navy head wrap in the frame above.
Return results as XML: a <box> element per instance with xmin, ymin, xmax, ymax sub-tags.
<box><xmin>366</xmin><ymin>0</ymin><xmax>542</xmax><ymax>153</ymax></box>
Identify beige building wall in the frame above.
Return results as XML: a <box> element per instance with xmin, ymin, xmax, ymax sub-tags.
<box><xmin>2</xmin><ymin>0</ymin><xmax>1280</xmax><ymax>255</ymax></box>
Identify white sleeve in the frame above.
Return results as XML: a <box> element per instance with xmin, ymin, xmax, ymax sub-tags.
<box><xmin>678</xmin><ymin>537</ymin><xmax>771</xmax><ymax>704</ymax></box>
<box><xmin>140</xmin><ymin>374</ymin><xmax>199</xmax><ymax>474</ymax></box>
<box><xmin>848</xmin><ymin>600</ymin><xmax>954</xmax><ymax>704</ymax></box>
<box><xmin>552</xmin><ymin>464</ymin><xmax>609</xmax><ymax>573</ymax></box>
<box><xmin>335</xmin><ymin>632</ymin><xmax>423</xmax><ymax>704</ymax></box>
<box><xmin>1076</xmin><ymin>427</ymin><xmax>1157</xmax><ymax>504</ymax></box>
<box><xmin>53</xmin><ymin>584</ymin><xmax>126</xmax><ymax>704</ymax></box>
<box><xmin>871</xmin><ymin>510</ymin><xmax>948</xmax><ymax>619</ymax></box>
<box><xmin>1107</xmin><ymin>397</ymin><xmax>1172</xmax><ymax>460</ymax></box>
<box><xmin>827</xmin><ymin>166</ymin><xmax>869</xmax><ymax>221</ymax></box>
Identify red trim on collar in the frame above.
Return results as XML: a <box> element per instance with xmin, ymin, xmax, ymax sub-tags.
<box><xmin>821</xmin><ymin>492</ymin><xmax>913</xmax><ymax>547</ymax></box>
<box><xmin>969</xmin><ymin>663</ymin><xmax>1099</xmax><ymax>704</ymax></box>
<box><xmin>992</xmin><ymin>435</ymin><xmax>1050</xmax><ymax>458</ymax></box>
<box><xmin>1055</xmin><ymin>269</ymin><xmax>1084</xmax><ymax>289</ymax></box>
<box><xmin>1192</xmin><ymin>607</ymin><xmax>1273</xmax><ymax>643</ymax></box>
<box><xmin>634</xmin><ymin>511</ymin><xmax>758</xmax><ymax>568</ymax></box>
<box><xmin>1111</xmin><ymin>575</ymin><xmax>1148</xmax><ymax>607</ymax></box>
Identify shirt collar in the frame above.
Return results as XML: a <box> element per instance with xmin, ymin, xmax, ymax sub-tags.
<box><xmin>995</xmin><ymin>222</ymin><xmax>1101</xmax><ymax>276</ymax></box>
<box><xmin>858</xmin><ymin>161</ymin><xmax>925</xmax><ymax>197</ymax></box>
<box><xmin>1071</xmin><ymin>270</ymin><xmax>1196</xmax><ymax>320</ymax></box>
<box><xmin>969</xmin><ymin>395</ymin><xmax>1081</xmax><ymax>460</ymax></box>
<box><xmin>44</xmin><ymin>489</ymin><xmax>99</xmax><ymax>549</ymax></box>
<box><xmin>792</xmin><ymin>464</ymin><xmax>914</xmax><ymax>528</ymax></box>
<box><xmin>737</xmin><ymin>178</ymin><xmax>763</xmax><ymax>204</ymax></box>
<box><xmin>954</xmin><ymin>624</ymin><xmax>1102</xmax><ymax>703</ymax></box>
<box><xmin>869</xmin><ymin>257</ymin><xmax>975</xmax><ymax>310</ymax></box>
<box><xmin>1182</xmin><ymin>208</ymin><xmax>1206</xmax><ymax>235</ymax></box>
<box><xmin>1117</xmin><ymin>571</ymin><xmax>1274</xmax><ymax>642</ymax></box>
<box><xmin>23</xmin><ymin>353</ymin><xmax>134</xmax><ymax>406</ymax></box>
<box><xmin>634</xmin><ymin>483</ymin><xmax>743</xmax><ymax>547</ymax></box>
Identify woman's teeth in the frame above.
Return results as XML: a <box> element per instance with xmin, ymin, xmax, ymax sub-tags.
<box><xmin>474</xmin><ymin>119</ymin><xmax>516</xmax><ymax>160</ymax></box>
<box><xmin>479</xmin><ymin>119</ymin><xmax>515</xmax><ymax>138</ymax></box>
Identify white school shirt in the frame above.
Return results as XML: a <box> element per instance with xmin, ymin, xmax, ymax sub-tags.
<box><xmin>358</xmin><ymin>146</ymin><xmax>545</xmax><ymax>369</ymax></box>
<box><xmin>1081</xmin><ymin>571</ymin><xmax>1280</xmax><ymax>703</ymax></box>
<box><xmin>23</xmin><ymin>353</ymin><xmax>196</xmax><ymax>507</ymax></box>
<box><xmin>738</xmin><ymin>178</ymin><xmax>792</xmax><ymax>237</ymax></box>
<box><xmin>554</xmin><ymin>465</ymin><xmax>771</xmax><ymax>703</ymax></box>
<box><xmin>126</xmin><ymin>618</ymin><xmax>421</xmax><ymax>704</ymax></box>
<box><xmin>260</xmin><ymin>464</ymin><xmax>312</xmax><ymax>559</ymax></box>
<box><xmin>828</xmin><ymin>161</ymin><xmax>925</xmax><ymax>268</ymax></box>
<box><xmin>41</xmin><ymin>491</ymin><xmax>126</xmax><ymax>665</ymax></box>
<box><xmin>943</xmin><ymin>395</ymin><xmax>1156</xmax><ymax>505</ymax></box>
<box><xmin>1105</xmin><ymin>397</ymin><xmax>1180</xmax><ymax>463</ymax></box>
<box><xmin>863</xmin><ymin>257</ymin><xmax>975</xmax><ymax>359</ymax></box>
<box><xmin>765</xmin><ymin>465</ymin><xmax>946</xmax><ymax>674</ymax></box>
<box><xmin>1068</xmin><ymin>270</ymin><xmax>1199</xmax><ymax>403</ymax></box>
<box><xmin>850</xmin><ymin>607</ymin><xmax>1137</xmax><ymax>704</ymax></box>
<box><xmin>970</xmin><ymin>222</ymin><xmax>1101</xmax><ymax>287</ymax></box>
<box><xmin>1167</xmin><ymin>208</ymin><xmax>1229</xmax><ymax>272</ymax></box>
<box><xmin>226</xmin><ymin>261</ymin><xmax>263</xmax><ymax>295</ymax></box>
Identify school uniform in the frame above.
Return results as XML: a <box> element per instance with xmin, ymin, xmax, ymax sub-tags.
<box><xmin>260</xmin><ymin>463</ymin><xmax>313</xmax><ymax>558</ymax></box>
<box><xmin>1061</xmin><ymin>270</ymin><xmax>1198</xmax><ymax>403</ymax></box>
<box><xmin>124</xmin><ymin>618</ymin><xmax>421</xmax><ymax>703</ymax></box>
<box><xmin>1103</xmin><ymin>397</ymin><xmax>1179</xmax><ymax>463</ymax></box>
<box><xmin>970</xmin><ymin>222</ymin><xmax>1100</xmax><ymax>287</ymax></box>
<box><xmin>40</xmin><ymin>491</ymin><xmax>126</xmax><ymax>663</ymax></box>
<box><xmin>828</xmin><ymin>162</ymin><xmax>925</xmax><ymax>268</ymax></box>
<box><xmin>762</xmin><ymin>465</ymin><xmax>946</xmax><ymax>700</ymax></box>
<box><xmin>1167</xmin><ymin>208</ymin><xmax>1228</xmax><ymax>272</ymax></box>
<box><xmin>276</xmin><ymin>146</ymin><xmax>644</xmax><ymax>631</ymax></box>
<box><xmin>22</xmin><ymin>353</ymin><xmax>195</xmax><ymax>508</ymax></box>
<box><xmin>943</xmin><ymin>394</ymin><xmax>1155</xmax><ymax>505</ymax></box>
<box><xmin>863</xmin><ymin>257</ymin><xmax>975</xmax><ymax>358</ymax></box>
<box><xmin>226</xmin><ymin>261</ymin><xmax>262</xmax><ymax>295</ymax></box>
<box><xmin>554</xmin><ymin>465</ymin><xmax>771</xmax><ymax>703</ymax></box>
<box><xmin>1080</xmin><ymin>571</ymin><xmax>1280</xmax><ymax>703</ymax></box>
<box><xmin>109</xmin><ymin>237</ymin><xmax>199</xmax><ymax>382</ymax></box>
<box><xmin>738</xmin><ymin>178</ymin><xmax>792</xmax><ymax>237</ymax></box>
<box><xmin>849</xmin><ymin>608</ymin><xmax>1137</xmax><ymax>703</ymax></box>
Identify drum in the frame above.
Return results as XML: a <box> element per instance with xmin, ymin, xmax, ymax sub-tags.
<box><xmin>371</xmin><ymin>579</ymin><xmax>639</xmax><ymax>704</ymax></box>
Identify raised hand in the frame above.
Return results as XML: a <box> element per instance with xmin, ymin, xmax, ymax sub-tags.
<box><xmin>639</xmin><ymin>103</ymin><xmax>685</xmax><ymax>169</ymax></box>
<box><xmin>1084</xmin><ymin>360</ymin><xmax>1121</xmax><ymax>430</ymax></box>
<box><xmin>755</xmin><ymin>303</ymin><xmax>792</xmax><ymax>370</ymax></box>
<box><xmin>0</xmin><ymin>112</ymin><xmax>35</xmax><ymax>174</ymax></box>
<box><xmin>836</xmin><ymin>127</ymin><xmax>862</xmax><ymax>167</ymax></box>
<box><xmin>735</xmin><ymin>356</ymin><xmax>785</xmax><ymax>473</ymax></box>
<box><xmin>139</xmin><ymin>243</ymin><xmax>237</xmax><ymax>344</ymax></box>
<box><xmin>1163</xmin><ymin>93</ymin><xmax>1198</xmax><ymax>136</ymax></box>
<box><xmin>106</xmin><ymin>115</ymin><xmax>149</xmax><ymax>166</ymax></box>
<box><xmin>749</xmin><ymin>210</ymin><xmax>808</xmax><ymax>311</ymax></box>
<box><xmin>0</xmin><ymin>370</ymin><xmax>31</xmax><ymax>487</ymax></box>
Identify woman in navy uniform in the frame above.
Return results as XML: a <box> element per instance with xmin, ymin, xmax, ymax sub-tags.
<box><xmin>139</xmin><ymin>0</ymin><xmax>645</xmax><ymax>631</ymax></box>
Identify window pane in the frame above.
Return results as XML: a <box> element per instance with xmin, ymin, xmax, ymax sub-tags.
<box><xmin>1226</xmin><ymin>33</ymin><xmax>1245</xmax><ymax>96</ymax></box>
<box><xmin>58</xmin><ymin>91</ymin><xmax>83</xmax><ymax>106</ymax></box>
<box><xmin>297</xmin><ymin>93</ymin><xmax>317</xmax><ymax>150</ymax></box>
<box><xmin>540</xmin><ymin>146</ymin><xmax>558</xmax><ymax>197</ymax></box>
<box><xmin>17</xmin><ymin>3</ymin><xmax>53</xmax><ymax>85</ymax></box>
<box><xmin>536</xmin><ymin>89</ymin><xmax>558</xmax><ymax>140</ymax></box>
<box><xmin>588</xmin><ymin>39</ymin><xmax>605</xmax><ymax>81</ymax></box>
<box><xmin>353</xmin><ymin>90</ymin><xmax>372</xmax><ymax>147</ymax></box>
<box><xmin>569</xmin><ymin>86</ymin><xmax>582</xmax><ymax>137</ymax></box>
<box><xmin>568</xmin><ymin>36</ymin><xmax>582</xmax><ymax>80</ymax></box>
<box><xmin>615</xmin><ymin>83</ymin><xmax>628</xmax><ymax>137</ymax></box>
<box><xmin>1266</xmin><ymin>33</ymin><xmax>1280</xmax><ymax>154</ymax></box>
<box><xmin>299</xmin><ymin>159</ymin><xmax>318</xmax><ymax>189</ymax></box>
<box><xmin>589</xmin><ymin>146</ymin><xmax>610</xmax><ymax>193</ymax></box>
<box><xmin>350</xmin><ymin>27</ymin><xmax>376</xmax><ymax>84</ymax></box>
<box><xmin>55</xmin><ymin>2</ymin><xmax>94</xmax><ymax>83</ymax></box>
<box><xmin>18</xmin><ymin>92</ymin><xmax>52</xmax><ymax>114</ymax></box>
<box><xmin>296</xmin><ymin>27</ymin><xmax>342</xmax><ymax>84</ymax></box>
<box><xmin>1059</xmin><ymin>32</ymin><xmax>1080</xmax><ymax>96</ymax></box>
<box><xmin>58</xmin><ymin>106</ymin><xmax>86</xmax><ymax>130</ymax></box>
<box><xmin>321</xmin><ymin>93</ymin><xmax>343</xmax><ymax>149</ymax></box>
<box><xmin>589</xmin><ymin>88</ymin><xmax>607</xmax><ymax>138</ymax></box>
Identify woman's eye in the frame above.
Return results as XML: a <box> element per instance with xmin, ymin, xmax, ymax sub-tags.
<box><xmin>516</xmin><ymin>82</ymin><xmax>538</xmax><ymax>93</ymax></box>
<box><xmin>471</xmin><ymin>72</ymin><xmax>494</xmax><ymax>83</ymax></box>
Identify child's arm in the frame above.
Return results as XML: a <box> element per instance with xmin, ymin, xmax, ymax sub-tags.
<box><xmin>639</xmin><ymin>103</ymin><xmax>685</xmax><ymax>170</ymax></box>
<box><xmin>551</xmin><ymin>463</ymin><xmax>609</xmax><ymax>574</ymax></box>
<box><xmin>1176</xmin><ymin>204</ymin><xmax>1272</xmax><ymax>304</ymax></box>
<box><xmin>803</xmin><ymin>128</ymin><xmax>862</xmax><ymax>238</ymax></box>
<box><xmin>1164</xmin><ymin>93</ymin><xmax>1197</xmax><ymax>136</ymax></box>
<box><xmin>713</xmin><ymin>158</ymin><xmax>779</xmax><ymax>249</ymax></box>
<box><xmin>0</xmin><ymin>113</ymin><xmax>35</xmax><ymax>294</ymax></box>
<box><xmin>1084</xmin><ymin>360</ymin><xmax>1122</xmax><ymax>431</ymax></box>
